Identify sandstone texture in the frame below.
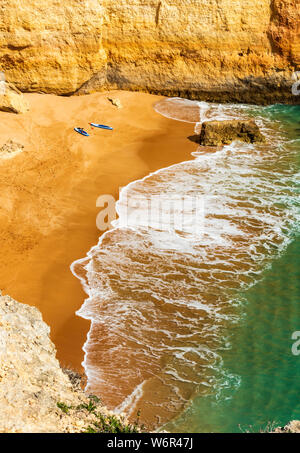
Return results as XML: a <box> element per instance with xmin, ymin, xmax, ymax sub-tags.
<box><xmin>0</xmin><ymin>82</ymin><xmax>29</xmax><ymax>113</ymax></box>
<box><xmin>0</xmin><ymin>0</ymin><xmax>106</xmax><ymax>95</ymax></box>
<box><xmin>0</xmin><ymin>1</ymin><xmax>299</xmax><ymax>103</ymax></box>
<box><xmin>198</xmin><ymin>119</ymin><xmax>265</xmax><ymax>146</ymax></box>
<box><xmin>0</xmin><ymin>292</ymin><xmax>130</xmax><ymax>433</ymax></box>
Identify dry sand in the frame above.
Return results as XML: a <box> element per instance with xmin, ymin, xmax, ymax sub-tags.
<box><xmin>0</xmin><ymin>90</ymin><xmax>197</xmax><ymax>371</ymax></box>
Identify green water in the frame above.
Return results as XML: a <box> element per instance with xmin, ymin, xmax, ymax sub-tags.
<box><xmin>167</xmin><ymin>105</ymin><xmax>300</xmax><ymax>433</ymax></box>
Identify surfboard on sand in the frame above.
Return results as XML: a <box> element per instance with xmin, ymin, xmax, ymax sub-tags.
<box><xmin>74</xmin><ymin>127</ymin><xmax>89</xmax><ymax>136</ymax></box>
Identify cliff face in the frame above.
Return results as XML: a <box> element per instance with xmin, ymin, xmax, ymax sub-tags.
<box><xmin>0</xmin><ymin>0</ymin><xmax>106</xmax><ymax>95</ymax></box>
<box><xmin>269</xmin><ymin>0</ymin><xmax>300</xmax><ymax>66</ymax></box>
<box><xmin>0</xmin><ymin>0</ymin><xmax>299</xmax><ymax>103</ymax></box>
<box><xmin>99</xmin><ymin>0</ymin><xmax>300</xmax><ymax>103</ymax></box>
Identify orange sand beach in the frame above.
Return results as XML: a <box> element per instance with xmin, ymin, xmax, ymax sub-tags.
<box><xmin>0</xmin><ymin>91</ymin><xmax>196</xmax><ymax>371</ymax></box>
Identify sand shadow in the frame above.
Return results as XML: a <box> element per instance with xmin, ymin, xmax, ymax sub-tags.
<box><xmin>187</xmin><ymin>135</ymin><xmax>200</xmax><ymax>144</ymax></box>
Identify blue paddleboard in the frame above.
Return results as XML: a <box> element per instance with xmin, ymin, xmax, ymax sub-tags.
<box><xmin>90</xmin><ymin>123</ymin><xmax>113</xmax><ymax>131</ymax></box>
<box><xmin>74</xmin><ymin>127</ymin><xmax>89</xmax><ymax>136</ymax></box>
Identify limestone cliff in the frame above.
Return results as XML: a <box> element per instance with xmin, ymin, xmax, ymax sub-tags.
<box><xmin>0</xmin><ymin>0</ymin><xmax>106</xmax><ymax>95</ymax></box>
<box><xmin>0</xmin><ymin>0</ymin><xmax>299</xmax><ymax>103</ymax></box>
<box><xmin>0</xmin><ymin>292</ymin><xmax>132</xmax><ymax>433</ymax></box>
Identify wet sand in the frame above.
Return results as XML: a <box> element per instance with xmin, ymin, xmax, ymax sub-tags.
<box><xmin>0</xmin><ymin>90</ymin><xmax>196</xmax><ymax>371</ymax></box>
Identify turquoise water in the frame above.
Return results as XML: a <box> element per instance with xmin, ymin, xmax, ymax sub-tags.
<box><xmin>165</xmin><ymin>105</ymin><xmax>300</xmax><ymax>433</ymax></box>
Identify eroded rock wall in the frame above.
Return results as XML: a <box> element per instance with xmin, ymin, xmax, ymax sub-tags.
<box><xmin>0</xmin><ymin>0</ymin><xmax>106</xmax><ymax>94</ymax></box>
<box><xmin>0</xmin><ymin>1</ymin><xmax>299</xmax><ymax>102</ymax></box>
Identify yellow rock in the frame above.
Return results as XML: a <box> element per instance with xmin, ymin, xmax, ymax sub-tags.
<box><xmin>0</xmin><ymin>292</ymin><xmax>132</xmax><ymax>433</ymax></box>
<box><xmin>0</xmin><ymin>0</ymin><xmax>299</xmax><ymax>102</ymax></box>
<box><xmin>108</xmin><ymin>97</ymin><xmax>122</xmax><ymax>108</ymax></box>
<box><xmin>0</xmin><ymin>0</ymin><xmax>107</xmax><ymax>95</ymax></box>
<box><xmin>0</xmin><ymin>82</ymin><xmax>29</xmax><ymax>113</ymax></box>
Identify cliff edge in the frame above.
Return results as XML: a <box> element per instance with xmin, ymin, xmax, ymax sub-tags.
<box><xmin>0</xmin><ymin>292</ymin><xmax>132</xmax><ymax>433</ymax></box>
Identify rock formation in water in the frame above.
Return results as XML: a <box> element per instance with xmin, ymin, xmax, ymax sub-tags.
<box><xmin>0</xmin><ymin>293</ymin><xmax>133</xmax><ymax>433</ymax></box>
<box><xmin>0</xmin><ymin>0</ymin><xmax>299</xmax><ymax>103</ymax></box>
<box><xmin>198</xmin><ymin>120</ymin><xmax>265</xmax><ymax>146</ymax></box>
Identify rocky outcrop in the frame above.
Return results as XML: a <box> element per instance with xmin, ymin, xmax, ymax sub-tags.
<box><xmin>274</xmin><ymin>421</ymin><xmax>300</xmax><ymax>433</ymax></box>
<box><xmin>198</xmin><ymin>120</ymin><xmax>265</xmax><ymax>146</ymax></box>
<box><xmin>0</xmin><ymin>140</ymin><xmax>24</xmax><ymax>158</ymax></box>
<box><xmin>0</xmin><ymin>82</ymin><xmax>29</xmax><ymax>113</ymax></box>
<box><xmin>0</xmin><ymin>293</ymin><xmax>131</xmax><ymax>433</ymax></box>
<box><xmin>108</xmin><ymin>97</ymin><xmax>122</xmax><ymax>109</ymax></box>
<box><xmin>0</xmin><ymin>1</ymin><xmax>299</xmax><ymax>103</ymax></box>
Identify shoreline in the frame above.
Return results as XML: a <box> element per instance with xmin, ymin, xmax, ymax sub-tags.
<box><xmin>69</xmin><ymin>101</ymin><xmax>300</xmax><ymax>430</ymax></box>
<box><xmin>0</xmin><ymin>90</ymin><xmax>197</xmax><ymax>372</ymax></box>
